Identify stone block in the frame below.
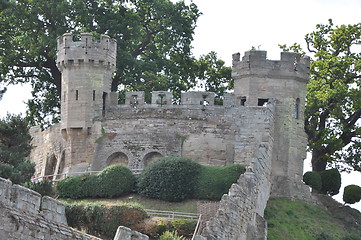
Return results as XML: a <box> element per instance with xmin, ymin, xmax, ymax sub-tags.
<box><xmin>0</xmin><ymin>177</ymin><xmax>12</xmax><ymax>206</ymax></box>
<box><xmin>11</xmin><ymin>184</ymin><xmax>41</xmax><ymax>215</ymax></box>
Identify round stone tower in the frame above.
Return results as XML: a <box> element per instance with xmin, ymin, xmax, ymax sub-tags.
<box><xmin>232</xmin><ymin>50</ymin><xmax>310</xmax><ymax>198</ymax></box>
<box><xmin>56</xmin><ymin>33</ymin><xmax>117</xmax><ymax>137</ymax></box>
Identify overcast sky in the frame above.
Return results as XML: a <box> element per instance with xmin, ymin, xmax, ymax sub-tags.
<box><xmin>0</xmin><ymin>0</ymin><xmax>360</xmax><ymax>210</ymax></box>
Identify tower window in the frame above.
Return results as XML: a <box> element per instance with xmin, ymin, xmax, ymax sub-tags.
<box><xmin>76</xmin><ymin>90</ymin><xmax>79</xmax><ymax>100</ymax></box>
<box><xmin>240</xmin><ymin>97</ymin><xmax>246</xmax><ymax>106</ymax></box>
<box><xmin>93</xmin><ymin>90</ymin><xmax>96</xmax><ymax>101</ymax></box>
<box><xmin>63</xmin><ymin>91</ymin><xmax>66</xmax><ymax>102</ymax></box>
<box><xmin>295</xmin><ymin>98</ymin><xmax>300</xmax><ymax>119</ymax></box>
<box><xmin>258</xmin><ymin>98</ymin><xmax>269</xmax><ymax>106</ymax></box>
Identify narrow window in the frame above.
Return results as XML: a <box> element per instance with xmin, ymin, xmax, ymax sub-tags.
<box><xmin>258</xmin><ymin>98</ymin><xmax>269</xmax><ymax>106</ymax></box>
<box><xmin>240</xmin><ymin>96</ymin><xmax>246</xmax><ymax>106</ymax></box>
<box><xmin>102</xmin><ymin>92</ymin><xmax>107</xmax><ymax>117</ymax></box>
<box><xmin>76</xmin><ymin>90</ymin><xmax>79</xmax><ymax>100</ymax></box>
<box><xmin>93</xmin><ymin>90</ymin><xmax>96</xmax><ymax>101</ymax></box>
<box><xmin>295</xmin><ymin>98</ymin><xmax>300</xmax><ymax>119</ymax></box>
<box><xmin>63</xmin><ymin>91</ymin><xmax>66</xmax><ymax>102</ymax></box>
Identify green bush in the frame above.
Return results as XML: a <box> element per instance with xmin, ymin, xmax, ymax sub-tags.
<box><xmin>171</xmin><ymin>220</ymin><xmax>196</xmax><ymax>237</ymax></box>
<box><xmin>56</xmin><ymin>165</ymin><xmax>135</xmax><ymax>199</ymax></box>
<box><xmin>57</xmin><ymin>175</ymin><xmax>87</xmax><ymax>199</ymax></box>
<box><xmin>66</xmin><ymin>203</ymin><xmax>148</xmax><ymax>239</ymax></box>
<box><xmin>343</xmin><ymin>185</ymin><xmax>361</xmax><ymax>204</ymax></box>
<box><xmin>194</xmin><ymin>164</ymin><xmax>245</xmax><ymax>200</ymax></box>
<box><xmin>23</xmin><ymin>179</ymin><xmax>53</xmax><ymax>196</ymax></box>
<box><xmin>320</xmin><ymin>168</ymin><xmax>341</xmax><ymax>196</ymax></box>
<box><xmin>159</xmin><ymin>230</ymin><xmax>186</xmax><ymax>240</ymax></box>
<box><xmin>137</xmin><ymin>157</ymin><xmax>202</xmax><ymax>202</ymax></box>
<box><xmin>303</xmin><ymin>171</ymin><xmax>322</xmax><ymax>191</ymax></box>
<box><xmin>97</xmin><ymin>165</ymin><xmax>135</xmax><ymax>198</ymax></box>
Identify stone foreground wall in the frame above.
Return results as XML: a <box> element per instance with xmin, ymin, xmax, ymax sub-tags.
<box><xmin>0</xmin><ymin>177</ymin><xmax>148</xmax><ymax>240</ymax></box>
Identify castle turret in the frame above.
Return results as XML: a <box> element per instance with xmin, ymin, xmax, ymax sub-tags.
<box><xmin>232</xmin><ymin>50</ymin><xmax>310</xmax><ymax>198</ymax></box>
<box><xmin>57</xmin><ymin>33</ymin><xmax>117</xmax><ymax>136</ymax></box>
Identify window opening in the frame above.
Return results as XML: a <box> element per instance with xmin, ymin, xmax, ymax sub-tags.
<box><xmin>295</xmin><ymin>98</ymin><xmax>300</xmax><ymax>119</ymax></box>
<box><xmin>93</xmin><ymin>90</ymin><xmax>96</xmax><ymax>101</ymax></box>
<box><xmin>240</xmin><ymin>97</ymin><xmax>246</xmax><ymax>106</ymax></box>
<box><xmin>76</xmin><ymin>90</ymin><xmax>79</xmax><ymax>100</ymax></box>
<box><xmin>257</xmin><ymin>98</ymin><xmax>269</xmax><ymax>106</ymax></box>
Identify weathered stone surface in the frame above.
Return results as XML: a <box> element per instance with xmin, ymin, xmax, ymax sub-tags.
<box><xmin>0</xmin><ymin>177</ymin><xmax>101</xmax><ymax>240</ymax></box>
<box><xmin>113</xmin><ymin>226</ymin><xmax>149</xmax><ymax>240</ymax></box>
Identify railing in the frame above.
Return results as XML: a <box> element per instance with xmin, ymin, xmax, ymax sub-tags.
<box><xmin>33</xmin><ymin>168</ymin><xmax>143</xmax><ymax>182</ymax></box>
<box><xmin>145</xmin><ymin>209</ymin><xmax>199</xmax><ymax>221</ymax></box>
<box><xmin>191</xmin><ymin>214</ymin><xmax>203</xmax><ymax>240</ymax></box>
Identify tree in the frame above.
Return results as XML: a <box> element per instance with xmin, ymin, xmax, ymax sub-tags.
<box><xmin>0</xmin><ymin>0</ymin><xmax>202</xmax><ymax>126</ymax></box>
<box><xmin>0</xmin><ymin>115</ymin><xmax>34</xmax><ymax>184</ymax></box>
<box><xmin>281</xmin><ymin>19</ymin><xmax>361</xmax><ymax>172</ymax></box>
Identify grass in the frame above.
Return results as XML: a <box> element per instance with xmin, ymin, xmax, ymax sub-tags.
<box><xmin>60</xmin><ymin>193</ymin><xmax>204</xmax><ymax>213</ymax></box>
<box><xmin>265</xmin><ymin>197</ymin><xmax>361</xmax><ymax>240</ymax></box>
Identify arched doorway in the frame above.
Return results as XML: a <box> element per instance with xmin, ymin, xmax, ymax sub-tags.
<box><xmin>107</xmin><ymin>152</ymin><xmax>129</xmax><ymax>167</ymax></box>
<box><xmin>143</xmin><ymin>152</ymin><xmax>163</xmax><ymax>167</ymax></box>
<box><xmin>45</xmin><ymin>154</ymin><xmax>57</xmax><ymax>176</ymax></box>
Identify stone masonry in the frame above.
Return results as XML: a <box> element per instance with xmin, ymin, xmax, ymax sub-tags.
<box><xmin>28</xmin><ymin>33</ymin><xmax>312</xmax><ymax>239</ymax></box>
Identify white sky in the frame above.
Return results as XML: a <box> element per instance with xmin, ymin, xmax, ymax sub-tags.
<box><xmin>0</xmin><ymin>0</ymin><xmax>360</xmax><ymax>210</ymax></box>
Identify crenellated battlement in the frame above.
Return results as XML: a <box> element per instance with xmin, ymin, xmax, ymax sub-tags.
<box><xmin>56</xmin><ymin>32</ymin><xmax>117</xmax><ymax>70</ymax></box>
<box><xmin>232</xmin><ymin>50</ymin><xmax>310</xmax><ymax>81</ymax></box>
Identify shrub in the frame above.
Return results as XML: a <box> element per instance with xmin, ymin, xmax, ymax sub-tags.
<box><xmin>343</xmin><ymin>185</ymin><xmax>361</xmax><ymax>204</ymax></box>
<box><xmin>171</xmin><ymin>220</ymin><xmax>196</xmax><ymax>237</ymax></box>
<box><xmin>56</xmin><ymin>165</ymin><xmax>135</xmax><ymax>199</ymax></box>
<box><xmin>65</xmin><ymin>203</ymin><xmax>148</xmax><ymax>239</ymax></box>
<box><xmin>56</xmin><ymin>175</ymin><xmax>87</xmax><ymax>199</ymax></box>
<box><xmin>159</xmin><ymin>230</ymin><xmax>186</xmax><ymax>240</ymax></box>
<box><xmin>97</xmin><ymin>164</ymin><xmax>135</xmax><ymax>198</ymax></box>
<box><xmin>23</xmin><ymin>179</ymin><xmax>53</xmax><ymax>196</ymax></box>
<box><xmin>320</xmin><ymin>168</ymin><xmax>341</xmax><ymax>196</ymax></box>
<box><xmin>194</xmin><ymin>164</ymin><xmax>245</xmax><ymax>200</ymax></box>
<box><xmin>137</xmin><ymin>157</ymin><xmax>202</xmax><ymax>202</ymax></box>
<box><xmin>303</xmin><ymin>171</ymin><xmax>322</xmax><ymax>191</ymax></box>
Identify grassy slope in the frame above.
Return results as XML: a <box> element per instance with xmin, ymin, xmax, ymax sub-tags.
<box><xmin>265</xmin><ymin>197</ymin><xmax>361</xmax><ymax>240</ymax></box>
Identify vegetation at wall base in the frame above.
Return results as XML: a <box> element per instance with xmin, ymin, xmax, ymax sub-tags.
<box><xmin>159</xmin><ymin>230</ymin><xmax>186</xmax><ymax>240</ymax></box>
<box><xmin>194</xmin><ymin>164</ymin><xmax>245</xmax><ymax>200</ymax></box>
<box><xmin>23</xmin><ymin>179</ymin><xmax>53</xmax><ymax>197</ymax></box>
<box><xmin>137</xmin><ymin>157</ymin><xmax>202</xmax><ymax>202</ymax></box>
<box><xmin>265</xmin><ymin>197</ymin><xmax>361</xmax><ymax>240</ymax></box>
<box><xmin>65</xmin><ymin>202</ymin><xmax>148</xmax><ymax>240</ymax></box>
<box><xmin>137</xmin><ymin>157</ymin><xmax>245</xmax><ymax>202</ymax></box>
<box><xmin>56</xmin><ymin>165</ymin><xmax>135</xmax><ymax>199</ymax></box>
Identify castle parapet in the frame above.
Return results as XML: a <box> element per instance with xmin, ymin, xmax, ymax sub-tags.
<box><xmin>57</xmin><ymin>33</ymin><xmax>117</xmax><ymax>70</ymax></box>
<box><xmin>232</xmin><ymin>50</ymin><xmax>310</xmax><ymax>81</ymax></box>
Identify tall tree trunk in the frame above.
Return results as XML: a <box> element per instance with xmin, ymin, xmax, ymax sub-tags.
<box><xmin>311</xmin><ymin>149</ymin><xmax>327</xmax><ymax>172</ymax></box>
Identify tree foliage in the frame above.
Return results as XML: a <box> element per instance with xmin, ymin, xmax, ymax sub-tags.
<box><xmin>0</xmin><ymin>0</ymin><xmax>232</xmax><ymax>126</ymax></box>
<box><xmin>0</xmin><ymin>115</ymin><xmax>34</xmax><ymax>184</ymax></box>
<box><xmin>280</xmin><ymin>19</ymin><xmax>361</xmax><ymax>172</ymax></box>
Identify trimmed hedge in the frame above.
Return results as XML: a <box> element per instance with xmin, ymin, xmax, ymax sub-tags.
<box><xmin>56</xmin><ymin>165</ymin><xmax>135</xmax><ymax>199</ymax></box>
<box><xmin>343</xmin><ymin>185</ymin><xmax>361</xmax><ymax>204</ymax></box>
<box><xmin>303</xmin><ymin>171</ymin><xmax>322</xmax><ymax>191</ymax></box>
<box><xmin>320</xmin><ymin>168</ymin><xmax>341</xmax><ymax>196</ymax></box>
<box><xmin>66</xmin><ymin>203</ymin><xmax>148</xmax><ymax>239</ymax></box>
<box><xmin>137</xmin><ymin>157</ymin><xmax>202</xmax><ymax>202</ymax></box>
<box><xmin>194</xmin><ymin>164</ymin><xmax>245</xmax><ymax>200</ymax></box>
<box><xmin>303</xmin><ymin>168</ymin><xmax>341</xmax><ymax>196</ymax></box>
<box><xmin>137</xmin><ymin>157</ymin><xmax>245</xmax><ymax>201</ymax></box>
<box><xmin>23</xmin><ymin>179</ymin><xmax>53</xmax><ymax>196</ymax></box>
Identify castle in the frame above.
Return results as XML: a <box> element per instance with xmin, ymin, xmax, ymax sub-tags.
<box><xmin>28</xmin><ymin>33</ymin><xmax>313</xmax><ymax>239</ymax></box>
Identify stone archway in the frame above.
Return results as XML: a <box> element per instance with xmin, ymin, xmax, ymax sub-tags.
<box><xmin>143</xmin><ymin>152</ymin><xmax>163</xmax><ymax>167</ymax></box>
<box><xmin>107</xmin><ymin>152</ymin><xmax>129</xmax><ymax>167</ymax></box>
<box><xmin>44</xmin><ymin>154</ymin><xmax>57</xmax><ymax>176</ymax></box>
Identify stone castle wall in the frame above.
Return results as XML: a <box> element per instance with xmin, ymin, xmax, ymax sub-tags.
<box><xmin>0</xmin><ymin>177</ymin><xmax>101</xmax><ymax>240</ymax></box>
